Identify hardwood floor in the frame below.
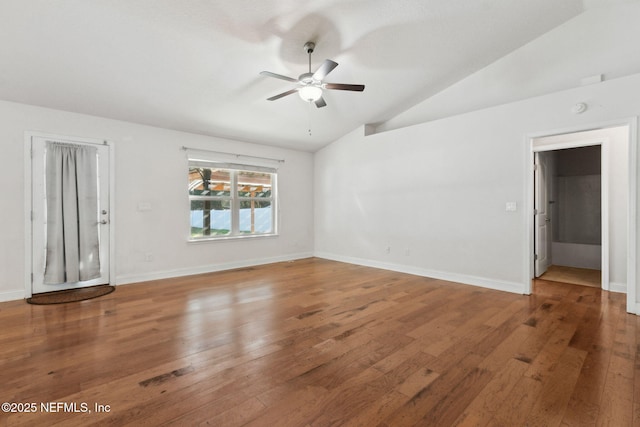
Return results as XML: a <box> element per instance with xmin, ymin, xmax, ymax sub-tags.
<box><xmin>540</xmin><ymin>265</ymin><xmax>602</xmax><ymax>288</ymax></box>
<box><xmin>0</xmin><ymin>258</ymin><xmax>637</xmax><ymax>426</ymax></box>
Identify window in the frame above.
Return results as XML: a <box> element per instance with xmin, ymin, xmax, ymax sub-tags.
<box><xmin>188</xmin><ymin>161</ymin><xmax>277</xmax><ymax>240</ymax></box>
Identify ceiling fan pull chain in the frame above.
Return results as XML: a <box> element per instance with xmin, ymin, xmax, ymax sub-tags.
<box><xmin>308</xmin><ymin>101</ymin><xmax>313</xmax><ymax>136</ymax></box>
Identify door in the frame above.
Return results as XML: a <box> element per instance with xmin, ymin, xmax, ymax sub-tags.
<box><xmin>31</xmin><ymin>136</ymin><xmax>110</xmax><ymax>294</ymax></box>
<box><xmin>534</xmin><ymin>151</ymin><xmax>552</xmax><ymax>277</ymax></box>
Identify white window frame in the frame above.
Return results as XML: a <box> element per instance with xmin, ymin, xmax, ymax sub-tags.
<box><xmin>188</xmin><ymin>160</ymin><xmax>278</xmax><ymax>241</ymax></box>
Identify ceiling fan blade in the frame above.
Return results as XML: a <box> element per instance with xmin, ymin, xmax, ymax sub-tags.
<box><xmin>314</xmin><ymin>96</ymin><xmax>327</xmax><ymax>108</ymax></box>
<box><xmin>260</xmin><ymin>71</ymin><xmax>298</xmax><ymax>83</ymax></box>
<box><xmin>312</xmin><ymin>60</ymin><xmax>338</xmax><ymax>81</ymax></box>
<box><xmin>324</xmin><ymin>83</ymin><xmax>365</xmax><ymax>92</ymax></box>
<box><xmin>267</xmin><ymin>88</ymin><xmax>299</xmax><ymax>101</ymax></box>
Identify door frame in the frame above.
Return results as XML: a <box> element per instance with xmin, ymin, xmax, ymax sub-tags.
<box><xmin>532</xmin><ymin>138</ymin><xmax>609</xmax><ymax>290</ymax></box>
<box><xmin>524</xmin><ymin>117</ymin><xmax>637</xmax><ymax>315</ymax></box>
<box><xmin>23</xmin><ymin>131</ymin><xmax>116</xmax><ymax>298</ymax></box>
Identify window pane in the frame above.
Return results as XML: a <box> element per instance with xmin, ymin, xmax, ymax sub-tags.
<box><xmin>189</xmin><ymin>168</ymin><xmax>231</xmax><ymax>196</ymax></box>
<box><xmin>239</xmin><ymin>200</ymin><xmax>272</xmax><ymax>234</ymax></box>
<box><xmin>237</xmin><ymin>171</ymin><xmax>272</xmax><ymax>198</ymax></box>
<box><xmin>190</xmin><ymin>200</ymin><xmax>231</xmax><ymax>237</ymax></box>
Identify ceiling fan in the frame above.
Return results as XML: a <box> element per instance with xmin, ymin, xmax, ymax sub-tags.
<box><xmin>260</xmin><ymin>41</ymin><xmax>365</xmax><ymax>108</ymax></box>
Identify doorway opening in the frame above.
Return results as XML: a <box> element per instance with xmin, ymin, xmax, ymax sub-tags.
<box><xmin>528</xmin><ymin>124</ymin><xmax>630</xmax><ymax>296</ymax></box>
<box><xmin>534</xmin><ymin>146</ymin><xmax>603</xmax><ymax>289</ymax></box>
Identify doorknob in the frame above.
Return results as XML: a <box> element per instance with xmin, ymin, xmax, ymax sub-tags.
<box><xmin>545</xmin><ymin>218</ymin><xmax>551</xmax><ymax>222</ymax></box>
<box><xmin>100</xmin><ymin>219</ymin><xmax>108</xmax><ymax>224</ymax></box>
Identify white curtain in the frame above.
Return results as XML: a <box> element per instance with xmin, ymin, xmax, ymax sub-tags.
<box><xmin>44</xmin><ymin>143</ymin><xmax>101</xmax><ymax>285</ymax></box>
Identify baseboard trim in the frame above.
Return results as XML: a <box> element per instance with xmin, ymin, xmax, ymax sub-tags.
<box><xmin>3</xmin><ymin>254</ymin><xmax>620</xmax><ymax>302</ymax></box>
<box><xmin>609</xmin><ymin>281</ymin><xmax>626</xmax><ymax>294</ymax></box>
<box><xmin>314</xmin><ymin>252</ymin><xmax>525</xmax><ymax>294</ymax></box>
<box><xmin>116</xmin><ymin>252</ymin><xmax>314</xmax><ymax>285</ymax></box>
<box><xmin>0</xmin><ymin>290</ymin><xmax>26</xmax><ymax>303</ymax></box>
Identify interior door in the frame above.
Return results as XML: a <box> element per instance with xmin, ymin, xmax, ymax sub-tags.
<box><xmin>534</xmin><ymin>151</ymin><xmax>551</xmax><ymax>277</ymax></box>
<box><xmin>31</xmin><ymin>136</ymin><xmax>110</xmax><ymax>294</ymax></box>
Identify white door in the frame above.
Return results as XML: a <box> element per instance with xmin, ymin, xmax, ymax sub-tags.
<box><xmin>534</xmin><ymin>152</ymin><xmax>551</xmax><ymax>277</ymax></box>
<box><xmin>31</xmin><ymin>136</ymin><xmax>110</xmax><ymax>294</ymax></box>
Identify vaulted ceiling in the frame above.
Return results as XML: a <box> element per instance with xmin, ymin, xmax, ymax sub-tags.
<box><xmin>0</xmin><ymin>1</ymin><xmax>608</xmax><ymax>151</ymax></box>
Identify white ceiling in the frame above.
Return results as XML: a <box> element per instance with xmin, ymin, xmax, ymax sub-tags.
<box><xmin>0</xmin><ymin>0</ymin><xmax>594</xmax><ymax>151</ymax></box>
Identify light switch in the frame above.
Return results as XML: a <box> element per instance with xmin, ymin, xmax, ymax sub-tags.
<box><xmin>505</xmin><ymin>202</ymin><xmax>517</xmax><ymax>212</ymax></box>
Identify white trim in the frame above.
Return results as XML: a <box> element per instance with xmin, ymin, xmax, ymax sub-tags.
<box><xmin>601</xmin><ymin>141</ymin><xmax>610</xmax><ymax>291</ymax></box>
<box><xmin>628</xmin><ymin>118</ymin><xmax>638</xmax><ymax>314</ymax></box>
<box><xmin>23</xmin><ymin>134</ymin><xmax>31</xmax><ymax>298</ymax></box>
<box><xmin>524</xmin><ymin>145</ymin><xmax>534</xmax><ymax>294</ymax></box>
<box><xmin>108</xmin><ymin>141</ymin><xmax>117</xmax><ymax>286</ymax></box>
<box><xmin>183</xmin><ymin>146</ymin><xmax>284</xmax><ymax>168</ymax></box>
<box><xmin>116</xmin><ymin>252</ymin><xmax>313</xmax><ymax>285</ymax></box>
<box><xmin>531</xmin><ymin>136</ymin><xmax>605</xmax><ymax>152</ymax></box>
<box><xmin>0</xmin><ymin>290</ymin><xmax>26</xmax><ymax>303</ymax></box>
<box><xmin>523</xmin><ymin>118</ymin><xmax>638</xmax><ymax>315</ymax></box>
<box><xmin>530</xmin><ymin>138</ymin><xmax>609</xmax><ymax>290</ymax></box>
<box><xmin>315</xmin><ymin>252</ymin><xmax>524</xmax><ymax>294</ymax></box>
<box><xmin>610</xmin><ymin>282</ymin><xmax>627</xmax><ymax>294</ymax></box>
<box><xmin>24</xmin><ymin>131</ymin><xmax>116</xmax><ymax>296</ymax></box>
<box><xmin>187</xmin><ymin>233</ymin><xmax>279</xmax><ymax>243</ymax></box>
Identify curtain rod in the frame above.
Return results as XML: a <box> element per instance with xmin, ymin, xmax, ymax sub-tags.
<box><xmin>181</xmin><ymin>146</ymin><xmax>285</xmax><ymax>163</ymax></box>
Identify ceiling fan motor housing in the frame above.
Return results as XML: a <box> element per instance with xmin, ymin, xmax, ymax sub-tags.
<box><xmin>299</xmin><ymin>72</ymin><xmax>317</xmax><ymax>85</ymax></box>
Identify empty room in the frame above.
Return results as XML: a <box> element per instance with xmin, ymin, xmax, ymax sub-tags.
<box><xmin>1</xmin><ymin>1</ymin><xmax>640</xmax><ymax>425</ymax></box>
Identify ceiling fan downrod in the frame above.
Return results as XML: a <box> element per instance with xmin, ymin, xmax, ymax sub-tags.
<box><xmin>304</xmin><ymin>41</ymin><xmax>315</xmax><ymax>74</ymax></box>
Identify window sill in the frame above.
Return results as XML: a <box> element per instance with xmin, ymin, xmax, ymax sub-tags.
<box><xmin>187</xmin><ymin>233</ymin><xmax>278</xmax><ymax>243</ymax></box>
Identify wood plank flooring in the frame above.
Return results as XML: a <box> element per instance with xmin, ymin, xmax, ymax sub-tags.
<box><xmin>0</xmin><ymin>258</ymin><xmax>637</xmax><ymax>426</ymax></box>
<box><xmin>540</xmin><ymin>265</ymin><xmax>602</xmax><ymax>288</ymax></box>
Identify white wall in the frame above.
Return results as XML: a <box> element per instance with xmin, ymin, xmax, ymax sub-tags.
<box><xmin>552</xmin><ymin>242</ymin><xmax>601</xmax><ymax>270</ymax></box>
<box><xmin>0</xmin><ymin>100</ymin><xmax>314</xmax><ymax>302</ymax></box>
<box><xmin>314</xmin><ymin>72</ymin><xmax>639</xmax><ymax>301</ymax></box>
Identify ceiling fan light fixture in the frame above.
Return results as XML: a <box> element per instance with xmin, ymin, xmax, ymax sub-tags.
<box><xmin>261</xmin><ymin>41</ymin><xmax>364</xmax><ymax>108</ymax></box>
<box><xmin>298</xmin><ymin>85</ymin><xmax>322</xmax><ymax>102</ymax></box>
